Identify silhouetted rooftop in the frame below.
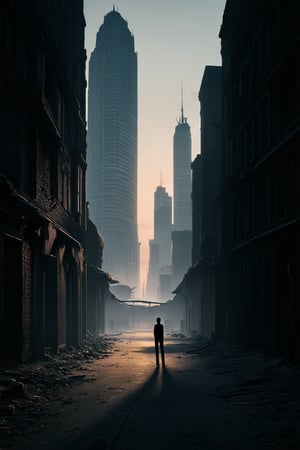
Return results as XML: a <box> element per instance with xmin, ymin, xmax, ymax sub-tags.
<box><xmin>104</xmin><ymin>8</ymin><xmax>128</xmax><ymax>27</ymax></box>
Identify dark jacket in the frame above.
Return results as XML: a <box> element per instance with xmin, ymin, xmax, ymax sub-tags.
<box><xmin>154</xmin><ymin>323</ymin><xmax>164</xmax><ymax>342</ymax></box>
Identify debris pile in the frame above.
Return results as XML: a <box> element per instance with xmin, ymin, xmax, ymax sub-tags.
<box><xmin>0</xmin><ymin>333</ymin><xmax>117</xmax><ymax>440</ymax></box>
<box><xmin>168</xmin><ymin>332</ymin><xmax>186</xmax><ymax>339</ymax></box>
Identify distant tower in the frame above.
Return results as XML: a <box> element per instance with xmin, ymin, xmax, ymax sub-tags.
<box><xmin>146</xmin><ymin>184</ymin><xmax>172</xmax><ymax>300</ymax></box>
<box><xmin>154</xmin><ymin>185</ymin><xmax>172</xmax><ymax>267</ymax></box>
<box><xmin>172</xmin><ymin>92</ymin><xmax>192</xmax><ymax>288</ymax></box>
<box><xmin>173</xmin><ymin>90</ymin><xmax>192</xmax><ymax>231</ymax></box>
<box><xmin>87</xmin><ymin>9</ymin><xmax>139</xmax><ymax>289</ymax></box>
<box><xmin>146</xmin><ymin>240</ymin><xmax>159</xmax><ymax>300</ymax></box>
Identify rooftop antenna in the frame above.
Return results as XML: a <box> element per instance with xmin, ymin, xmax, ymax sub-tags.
<box><xmin>176</xmin><ymin>84</ymin><xmax>187</xmax><ymax>125</ymax></box>
<box><xmin>181</xmin><ymin>83</ymin><xmax>184</xmax><ymax>123</ymax></box>
<box><xmin>160</xmin><ymin>170</ymin><xmax>164</xmax><ymax>187</ymax></box>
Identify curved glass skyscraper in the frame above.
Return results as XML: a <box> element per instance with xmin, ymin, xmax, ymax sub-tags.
<box><xmin>87</xmin><ymin>9</ymin><xmax>139</xmax><ymax>289</ymax></box>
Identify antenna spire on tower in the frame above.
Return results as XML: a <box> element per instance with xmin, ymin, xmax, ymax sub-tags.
<box><xmin>181</xmin><ymin>83</ymin><xmax>184</xmax><ymax>123</ymax></box>
<box><xmin>160</xmin><ymin>170</ymin><xmax>163</xmax><ymax>187</ymax></box>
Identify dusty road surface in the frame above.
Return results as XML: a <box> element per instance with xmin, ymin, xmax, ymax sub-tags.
<box><xmin>2</xmin><ymin>331</ymin><xmax>298</xmax><ymax>450</ymax></box>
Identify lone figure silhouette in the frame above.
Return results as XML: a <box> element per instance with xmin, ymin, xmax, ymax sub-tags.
<box><xmin>154</xmin><ymin>317</ymin><xmax>165</xmax><ymax>367</ymax></box>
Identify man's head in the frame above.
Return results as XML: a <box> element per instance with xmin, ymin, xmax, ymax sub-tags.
<box><xmin>156</xmin><ymin>317</ymin><xmax>161</xmax><ymax>324</ymax></box>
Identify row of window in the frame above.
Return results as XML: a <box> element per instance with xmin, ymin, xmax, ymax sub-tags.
<box><xmin>231</xmin><ymin>139</ymin><xmax>300</xmax><ymax>246</ymax></box>
<box><xmin>226</xmin><ymin>4</ymin><xmax>281</xmax><ymax>116</ymax></box>
<box><xmin>227</xmin><ymin>61</ymin><xmax>298</xmax><ymax>181</ymax></box>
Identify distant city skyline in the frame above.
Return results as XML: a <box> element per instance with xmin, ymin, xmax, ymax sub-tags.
<box><xmin>84</xmin><ymin>0</ymin><xmax>226</xmax><ymax>288</ymax></box>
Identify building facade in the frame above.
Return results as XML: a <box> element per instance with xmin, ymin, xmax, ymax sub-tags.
<box><xmin>219</xmin><ymin>0</ymin><xmax>300</xmax><ymax>360</ymax></box>
<box><xmin>0</xmin><ymin>0</ymin><xmax>87</xmax><ymax>361</ymax></box>
<box><xmin>172</xmin><ymin>229</ymin><xmax>192</xmax><ymax>291</ymax></box>
<box><xmin>197</xmin><ymin>65</ymin><xmax>222</xmax><ymax>338</ymax></box>
<box><xmin>87</xmin><ymin>218</ymin><xmax>118</xmax><ymax>335</ymax></box>
<box><xmin>87</xmin><ymin>8</ymin><xmax>139</xmax><ymax>290</ymax></box>
<box><xmin>179</xmin><ymin>63</ymin><xmax>223</xmax><ymax>338</ymax></box>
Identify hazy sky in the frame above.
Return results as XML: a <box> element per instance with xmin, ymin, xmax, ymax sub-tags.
<box><xmin>84</xmin><ymin>0</ymin><xmax>226</xmax><ymax>290</ymax></box>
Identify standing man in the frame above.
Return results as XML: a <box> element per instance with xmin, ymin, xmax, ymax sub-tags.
<box><xmin>154</xmin><ymin>317</ymin><xmax>165</xmax><ymax>367</ymax></box>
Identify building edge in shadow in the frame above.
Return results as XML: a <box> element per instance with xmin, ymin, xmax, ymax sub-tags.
<box><xmin>218</xmin><ymin>0</ymin><xmax>300</xmax><ymax>360</ymax></box>
<box><xmin>179</xmin><ymin>0</ymin><xmax>300</xmax><ymax>361</ymax></box>
<box><xmin>0</xmin><ymin>1</ymin><xmax>87</xmax><ymax>362</ymax></box>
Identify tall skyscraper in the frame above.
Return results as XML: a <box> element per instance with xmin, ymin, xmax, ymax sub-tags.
<box><xmin>87</xmin><ymin>8</ymin><xmax>139</xmax><ymax>289</ymax></box>
<box><xmin>172</xmin><ymin>97</ymin><xmax>192</xmax><ymax>289</ymax></box>
<box><xmin>173</xmin><ymin>98</ymin><xmax>192</xmax><ymax>231</ymax></box>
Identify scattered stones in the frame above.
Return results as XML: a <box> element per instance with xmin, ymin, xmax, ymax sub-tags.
<box><xmin>0</xmin><ymin>333</ymin><xmax>117</xmax><ymax>442</ymax></box>
<box><xmin>169</xmin><ymin>332</ymin><xmax>186</xmax><ymax>338</ymax></box>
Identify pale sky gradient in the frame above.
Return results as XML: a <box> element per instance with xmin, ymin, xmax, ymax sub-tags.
<box><xmin>84</xmin><ymin>0</ymin><xmax>226</xmax><ymax>292</ymax></box>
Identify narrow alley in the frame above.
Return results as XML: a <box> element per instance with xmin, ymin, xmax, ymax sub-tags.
<box><xmin>1</xmin><ymin>332</ymin><xmax>299</xmax><ymax>450</ymax></box>
<box><xmin>1</xmin><ymin>2</ymin><xmax>300</xmax><ymax>449</ymax></box>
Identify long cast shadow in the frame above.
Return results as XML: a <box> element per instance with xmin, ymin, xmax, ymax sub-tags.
<box><xmin>53</xmin><ymin>367</ymin><xmax>161</xmax><ymax>450</ymax></box>
<box><xmin>152</xmin><ymin>366</ymin><xmax>178</xmax><ymax>411</ymax></box>
<box><xmin>50</xmin><ymin>365</ymin><xmax>181</xmax><ymax>450</ymax></box>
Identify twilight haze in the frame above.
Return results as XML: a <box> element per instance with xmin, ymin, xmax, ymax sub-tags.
<box><xmin>84</xmin><ymin>0</ymin><xmax>226</xmax><ymax>291</ymax></box>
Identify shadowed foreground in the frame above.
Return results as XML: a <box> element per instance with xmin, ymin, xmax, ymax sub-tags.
<box><xmin>2</xmin><ymin>331</ymin><xmax>299</xmax><ymax>450</ymax></box>
<box><xmin>54</xmin><ymin>332</ymin><xmax>254</xmax><ymax>450</ymax></box>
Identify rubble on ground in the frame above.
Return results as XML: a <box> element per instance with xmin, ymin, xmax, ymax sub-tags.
<box><xmin>168</xmin><ymin>332</ymin><xmax>186</xmax><ymax>338</ymax></box>
<box><xmin>0</xmin><ymin>333</ymin><xmax>117</xmax><ymax>441</ymax></box>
